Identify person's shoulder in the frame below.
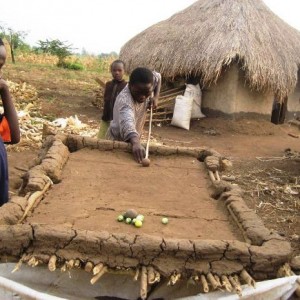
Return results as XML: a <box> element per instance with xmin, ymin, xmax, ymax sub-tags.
<box><xmin>0</xmin><ymin>78</ymin><xmax>8</xmax><ymax>90</ymax></box>
<box><xmin>152</xmin><ymin>70</ymin><xmax>161</xmax><ymax>79</ymax></box>
<box><xmin>116</xmin><ymin>85</ymin><xmax>131</xmax><ymax>104</ymax></box>
<box><xmin>105</xmin><ymin>80</ymin><xmax>114</xmax><ymax>87</ymax></box>
<box><xmin>119</xmin><ymin>79</ymin><xmax>127</xmax><ymax>87</ymax></box>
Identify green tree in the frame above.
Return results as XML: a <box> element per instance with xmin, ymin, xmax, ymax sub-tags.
<box><xmin>35</xmin><ymin>39</ymin><xmax>74</xmax><ymax>66</ymax></box>
<box><xmin>0</xmin><ymin>25</ymin><xmax>28</xmax><ymax>63</ymax></box>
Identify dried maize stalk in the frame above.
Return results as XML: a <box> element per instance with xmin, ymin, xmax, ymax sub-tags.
<box><xmin>48</xmin><ymin>255</ymin><xmax>57</xmax><ymax>272</ymax></box>
<box><xmin>229</xmin><ymin>275</ymin><xmax>242</xmax><ymax>297</ymax></box>
<box><xmin>133</xmin><ymin>267</ymin><xmax>140</xmax><ymax>281</ymax></box>
<box><xmin>93</xmin><ymin>263</ymin><xmax>104</xmax><ymax>275</ymax></box>
<box><xmin>221</xmin><ymin>275</ymin><xmax>233</xmax><ymax>292</ymax></box>
<box><xmin>240</xmin><ymin>270</ymin><xmax>256</xmax><ymax>288</ymax></box>
<box><xmin>201</xmin><ymin>274</ymin><xmax>209</xmax><ymax>293</ymax></box>
<box><xmin>140</xmin><ymin>266</ymin><xmax>148</xmax><ymax>300</ymax></box>
<box><xmin>207</xmin><ymin>273</ymin><xmax>220</xmax><ymax>290</ymax></box>
<box><xmin>90</xmin><ymin>266</ymin><xmax>107</xmax><ymax>285</ymax></box>
<box><xmin>147</xmin><ymin>266</ymin><xmax>155</xmax><ymax>285</ymax></box>
<box><xmin>84</xmin><ymin>261</ymin><xmax>94</xmax><ymax>273</ymax></box>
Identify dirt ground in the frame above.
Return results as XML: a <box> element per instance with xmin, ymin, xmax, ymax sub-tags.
<box><xmin>26</xmin><ymin>149</ymin><xmax>243</xmax><ymax>241</ymax></box>
<box><xmin>4</xmin><ymin>63</ymin><xmax>300</xmax><ymax>257</ymax></box>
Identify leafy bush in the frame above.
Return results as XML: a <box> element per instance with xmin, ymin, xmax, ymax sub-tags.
<box><xmin>60</xmin><ymin>60</ymin><xmax>84</xmax><ymax>70</ymax></box>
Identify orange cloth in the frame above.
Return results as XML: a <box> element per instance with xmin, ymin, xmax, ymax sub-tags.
<box><xmin>0</xmin><ymin>116</ymin><xmax>11</xmax><ymax>142</ymax></box>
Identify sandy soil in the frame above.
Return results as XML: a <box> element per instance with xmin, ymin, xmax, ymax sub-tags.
<box><xmin>26</xmin><ymin>149</ymin><xmax>243</xmax><ymax>241</ymax></box>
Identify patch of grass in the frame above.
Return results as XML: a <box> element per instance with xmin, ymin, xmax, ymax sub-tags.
<box><xmin>44</xmin><ymin>95</ymin><xmax>57</xmax><ymax>103</ymax></box>
<box><xmin>59</xmin><ymin>60</ymin><xmax>84</xmax><ymax>71</ymax></box>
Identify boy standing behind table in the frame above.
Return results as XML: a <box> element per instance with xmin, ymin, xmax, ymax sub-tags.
<box><xmin>97</xmin><ymin>60</ymin><xmax>127</xmax><ymax>139</ymax></box>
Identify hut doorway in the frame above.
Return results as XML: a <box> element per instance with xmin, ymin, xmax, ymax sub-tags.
<box><xmin>271</xmin><ymin>97</ymin><xmax>288</xmax><ymax>124</ymax></box>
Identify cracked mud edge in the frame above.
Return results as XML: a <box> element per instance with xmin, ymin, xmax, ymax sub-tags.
<box><xmin>0</xmin><ymin>134</ymin><xmax>292</xmax><ymax>280</ymax></box>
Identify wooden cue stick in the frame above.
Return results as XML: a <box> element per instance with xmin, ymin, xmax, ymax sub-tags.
<box><xmin>145</xmin><ymin>105</ymin><xmax>153</xmax><ymax>159</ymax></box>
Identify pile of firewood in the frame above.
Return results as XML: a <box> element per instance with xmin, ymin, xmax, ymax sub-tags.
<box><xmin>146</xmin><ymin>86</ymin><xmax>185</xmax><ymax>124</ymax></box>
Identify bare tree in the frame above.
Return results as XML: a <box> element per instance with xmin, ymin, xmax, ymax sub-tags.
<box><xmin>0</xmin><ymin>25</ymin><xmax>27</xmax><ymax>64</ymax></box>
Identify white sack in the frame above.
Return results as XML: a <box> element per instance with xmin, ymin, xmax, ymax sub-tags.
<box><xmin>184</xmin><ymin>84</ymin><xmax>206</xmax><ymax>119</ymax></box>
<box><xmin>171</xmin><ymin>95</ymin><xmax>193</xmax><ymax>130</ymax></box>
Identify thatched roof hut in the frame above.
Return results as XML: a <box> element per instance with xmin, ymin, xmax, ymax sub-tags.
<box><xmin>120</xmin><ymin>0</ymin><xmax>300</xmax><ymax>102</ymax></box>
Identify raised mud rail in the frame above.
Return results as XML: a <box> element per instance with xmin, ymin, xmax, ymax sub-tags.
<box><xmin>0</xmin><ymin>134</ymin><xmax>293</xmax><ymax>298</ymax></box>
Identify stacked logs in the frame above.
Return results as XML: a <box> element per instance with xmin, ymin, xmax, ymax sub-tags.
<box><xmin>145</xmin><ymin>86</ymin><xmax>185</xmax><ymax>124</ymax></box>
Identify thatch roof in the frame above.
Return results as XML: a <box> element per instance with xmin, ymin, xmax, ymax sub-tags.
<box><xmin>120</xmin><ymin>0</ymin><xmax>300</xmax><ymax>98</ymax></box>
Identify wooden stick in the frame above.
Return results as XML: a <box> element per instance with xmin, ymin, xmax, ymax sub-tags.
<box><xmin>240</xmin><ymin>270</ymin><xmax>256</xmax><ymax>288</ymax></box>
<box><xmin>227</xmin><ymin>205</ymin><xmax>252</xmax><ymax>244</ymax></box>
<box><xmin>48</xmin><ymin>255</ymin><xmax>57</xmax><ymax>272</ymax></box>
<box><xmin>140</xmin><ymin>266</ymin><xmax>148</xmax><ymax>300</ymax></box>
<box><xmin>155</xmin><ymin>98</ymin><xmax>176</xmax><ymax>106</ymax></box>
<box><xmin>66</xmin><ymin>259</ymin><xmax>75</xmax><ymax>270</ymax></box>
<box><xmin>152</xmin><ymin>103</ymin><xmax>174</xmax><ymax>110</ymax></box>
<box><xmin>145</xmin><ymin>106</ymin><xmax>153</xmax><ymax>160</ymax></box>
<box><xmin>149</xmin><ymin>110</ymin><xmax>173</xmax><ymax>117</ymax></box>
<box><xmin>60</xmin><ymin>263</ymin><xmax>67</xmax><ymax>272</ymax></box>
<box><xmin>19</xmin><ymin>179</ymin><xmax>52</xmax><ymax>223</ymax></box>
<box><xmin>221</xmin><ymin>275</ymin><xmax>233</xmax><ymax>292</ymax></box>
<box><xmin>159</xmin><ymin>87</ymin><xmax>185</xmax><ymax>97</ymax></box>
<box><xmin>93</xmin><ymin>263</ymin><xmax>104</xmax><ymax>275</ymax></box>
<box><xmin>74</xmin><ymin>259</ymin><xmax>81</xmax><ymax>268</ymax></box>
<box><xmin>234</xmin><ymin>274</ymin><xmax>242</xmax><ymax>286</ymax></box>
<box><xmin>277</xmin><ymin>263</ymin><xmax>294</xmax><ymax>277</ymax></box>
<box><xmin>28</xmin><ymin>256</ymin><xmax>39</xmax><ymax>267</ymax></box>
<box><xmin>288</xmin><ymin>132</ymin><xmax>299</xmax><ymax>138</ymax></box>
<box><xmin>208</xmin><ymin>170</ymin><xmax>216</xmax><ymax>182</ymax></box>
<box><xmin>201</xmin><ymin>274</ymin><xmax>209</xmax><ymax>293</ymax></box>
<box><xmin>12</xmin><ymin>259</ymin><xmax>23</xmax><ymax>273</ymax></box>
<box><xmin>229</xmin><ymin>275</ymin><xmax>242</xmax><ymax>297</ymax></box>
<box><xmin>168</xmin><ymin>273</ymin><xmax>181</xmax><ymax>286</ymax></box>
<box><xmin>154</xmin><ymin>270</ymin><xmax>161</xmax><ymax>284</ymax></box>
<box><xmin>147</xmin><ymin>266</ymin><xmax>156</xmax><ymax>285</ymax></box>
<box><xmin>146</xmin><ymin>118</ymin><xmax>172</xmax><ymax>123</ymax></box>
<box><xmin>84</xmin><ymin>261</ymin><xmax>94</xmax><ymax>273</ymax></box>
<box><xmin>90</xmin><ymin>266</ymin><xmax>107</xmax><ymax>285</ymax></box>
<box><xmin>12</xmin><ymin>254</ymin><xmax>27</xmax><ymax>273</ymax></box>
<box><xmin>133</xmin><ymin>267</ymin><xmax>140</xmax><ymax>281</ymax></box>
<box><xmin>207</xmin><ymin>273</ymin><xmax>220</xmax><ymax>290</ymax></box>
<box><xmin>214</xmin><ymin>274</ymin><xmax>222</xmax><ymax>288</ymax></box>
<box><xmin>159</xmin><ymin>92</ymin><xmax>184</xmax><ymax>101</ymax></box>
<box><xmin>94</xmin><ymin>77</ymin><xmax>106</xmax><ymax>88</ymax></box>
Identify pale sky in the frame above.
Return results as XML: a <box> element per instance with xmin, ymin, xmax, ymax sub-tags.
<box><xmin>1</xmin><ymin>0</ymin><xmax>300</xmax><ymax>55</ymax></box>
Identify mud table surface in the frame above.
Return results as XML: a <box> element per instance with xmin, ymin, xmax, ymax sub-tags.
<box><xmin>26</xmin><ymin>149</ymin><xmax>243</xmax><ymax>241</ymax></box>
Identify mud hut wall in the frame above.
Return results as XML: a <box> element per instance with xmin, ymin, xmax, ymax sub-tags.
<box><xmin>201</xmin><ymin>64</ymin><xmax>273</xmax><ymax>117</ymax></box>
<box><xmin>287</xmin><ymin>77</ymin><xmax>300</xmax><ymax>119</ymax></box>
<box><xmin>202</xmin><ymin>65</ymin><xmax>238</xmax><ymax>116</ymax></box>
<box><xmin>235</xmin><ymin>69</ymin><xmax>274</xmax><ymax>116</ymax></box>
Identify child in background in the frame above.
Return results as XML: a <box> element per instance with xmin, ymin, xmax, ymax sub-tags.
<box><xmin>0</xmin><ymin>38</ymin><xmax>20</xmax><ymax>206</ymax></box>
<box><xmin>97</xmin><ymin>60</ymin><xmax>127</xmax><ymax>139</ymax></box>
